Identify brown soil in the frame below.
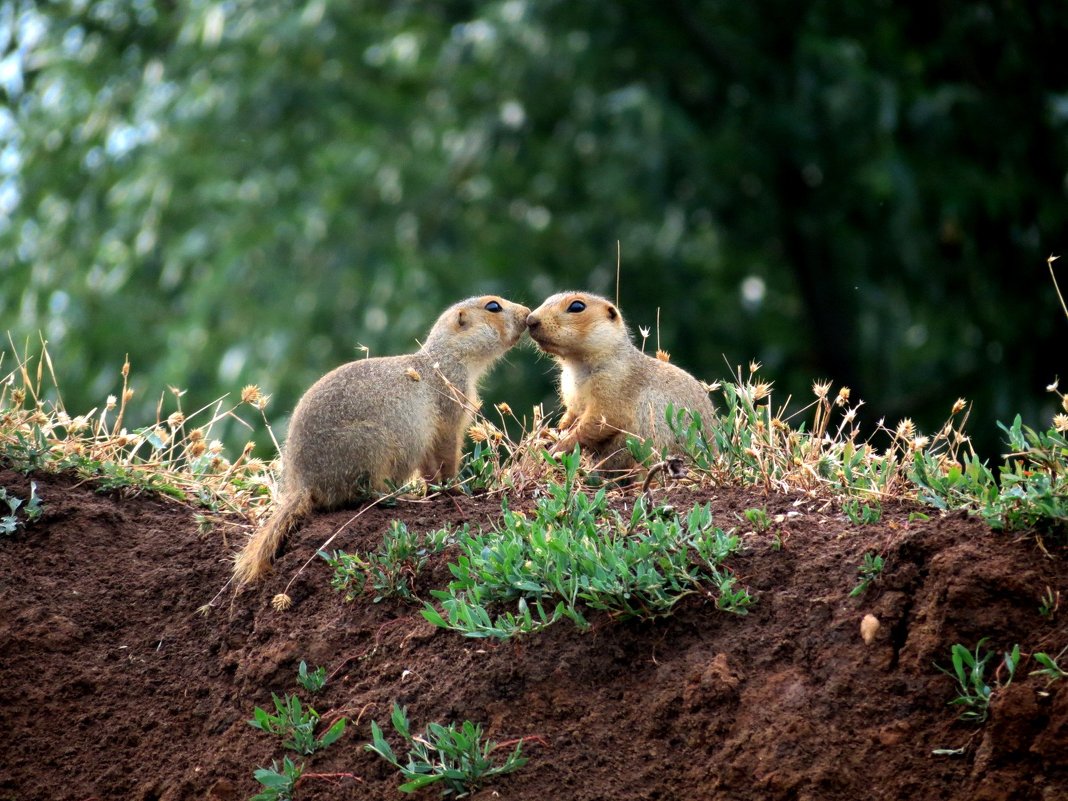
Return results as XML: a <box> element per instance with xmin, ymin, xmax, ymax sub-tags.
<box><xmin>0</xmin><ymin>466</ymin><xmax>1065</xmax><ymax>801</ymax></box>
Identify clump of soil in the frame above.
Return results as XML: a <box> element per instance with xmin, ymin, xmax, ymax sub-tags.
<box><xmin>0</xmin><ymin>466</ymin><xmax>1065</xmax><ymax>801</ymax></box>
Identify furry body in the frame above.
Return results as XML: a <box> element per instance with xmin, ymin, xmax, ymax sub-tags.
<box><xmin>527</xmin><ymin>291</ymin><xmax>714</xmax><ymax>472</ymax></box>
<box><xmin>234</xmin><ymin>296</ymin><xmax>529</xmax><ymax>584</ymax></box>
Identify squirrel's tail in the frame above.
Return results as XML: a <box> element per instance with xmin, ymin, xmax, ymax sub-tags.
<box><xmin>233</xmin><ymin>488</ymin><xmax>314</xmax><ymax>585</ymax></box>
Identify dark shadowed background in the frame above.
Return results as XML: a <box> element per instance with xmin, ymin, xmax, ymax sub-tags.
<box><xmin>2</xmin><ymin>0</ymin><xmax>1066</xmax><ymax>458</ymax></box>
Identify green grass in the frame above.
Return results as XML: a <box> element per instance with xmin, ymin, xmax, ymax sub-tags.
<box><xmin>849</xmin><ymin>552</ymin><xmax>885</xmax><ymax>597</ymax></box>
<box><xmin>366</xmin><ymin>703</ymin><xmax>528</xmax><ymax>796</ymax></box>
<box><xmin>936</xmin><ymin>639</ymin><xmax>1020</xmax><ymax>723</ymax></box>
<box><xmin>1030</xmin><ymin>647</ymin><xmax>1068</xmax><ymax>686</ymax></box>
<box><xmin>662</xmin><ymin>366</ymin><xmax>1067</xmax><ymax>538</ymax></box>
<box><xmin>3</xmin><ymin>339</ymin><xmax>1066</xmax><ymax>536</ymax></box>
<box><xmin>421</xmin><ymin>447</ymin><xmax>752</xmax><ymax>640</ymax></box>
<box><xmin>319</xmin><ymin>520</ymin><xmax>457</xmax><ymax>603</ymax></box>
<box><xmin>0</xmin><ymin>342</ymin><xmax>276</xmax><ymax>519</ymax></box>
<box><xmin>0</xmin><ymin>481</ymin><xmax>42</xmax><ymax>534</ymax></box>
<box><xmin>295</xmin><ymin>661</ymin><xmax>327</xmax><ymax>694</ymax></box>
<box><xmin>248</xmin><ymin>693</ymin><xmax>346</xmax><ymax>755</ymax></box>
<box><xmin>250</xmin><ymin>757</ymin><xmax>303</xmax><ymax>801</ymax></box>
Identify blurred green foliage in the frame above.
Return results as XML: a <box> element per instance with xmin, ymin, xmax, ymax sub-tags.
<box><xmin>1</xmin><ymin>0</ymin><xmax>1065</xmax><ymax>457</ymax></box>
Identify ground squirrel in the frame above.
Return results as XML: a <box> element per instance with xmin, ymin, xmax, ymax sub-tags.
<box><xmin>233</xmin><ymin>295</ymin><xmax>530</xmax><ymax>585</ymax></box>
<box><xmin>527</xmin><ymin>291</ymin><xmax>715</xmax><ymax>473</ymax></box>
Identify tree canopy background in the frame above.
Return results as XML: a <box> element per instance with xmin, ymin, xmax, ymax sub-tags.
<box><xmin>2</xmin><ymin>0</ymin><xmax>1066</xmax><ymax>458</ymax></box>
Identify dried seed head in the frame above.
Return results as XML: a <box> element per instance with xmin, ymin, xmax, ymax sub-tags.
<box><xmin>153</xmin><ymin>427</ymin><xmax>170</xmax><ymax>446</ymax></box>
<box><xmin>106</xmin><ymin>394</ymin><xmax>117</xmax><ymax>410</ymax></box>
<box><xmin>167</xmin><ymin>411</ymin><xmax>185</xmax><ymax>429</ymax></box>
<box><xmin>1063</xmin><ymin>396</ymin><xmax>1068</xmax><ymax>413</ymax></box>
<box><xmin>896</xmin><ymin>418</ymin><xmax>915</xmax><ymax>440</ymax></box>
<box><xmin>753</xmin><ymin>381</ymin><xmax>772</xmax><ymax>401</ymax></box>
<box><xmin>242</xmin><ymin>441</ymin><xmax>255</xmax><ymax>456</ymax></box>
<box><xmin>1054</xmin><ymin>414</ymin><xmax>1068</xmax><ymax>434</ymax></box>
<box><xmin>404</xmin><ymin>368</ymin><xmax>421</xmax><ymax>382</ymax></box>
<box><xmin>240</xmin><ymin>384</ymin><xmax>262</xmax><ymax>404</ymax></box>
<box><xmin>188</xmin><ymin>427</ymin><xmax>205</xmax><ymax>442</ymax></box>
<box><xmin>951</xmin><ymin>398</ymin><xmax>967</xmax><ymax>415</ymax></box>
<box><xmin>495</xmin><ymin>402</ymin><xmax>512</xmax><ymax>415</ymax></box>
<box><xmin>812</xmin><ymin>380</ymin><xmax>831</xmax><ymax>400</ymax></box>
<box><xmin>912</xmin><ymin>435</ymin><xmax>930</xmax><ymax>451</ymax></box>
<box><xmin>121</xmin><ymin>358</ymin><xmax>130</xmax><ymax>378</ymax></box>
<box><xmin>271</xmin><ymin>593</ymin><xmax>293</xmax><ymax>611</ymax></box>
<box><xmin>656</xmin><ymin>349</ymin><xmax>671</xmax><ymax>362</ymax></box>
<box><xmin>187</xmin><ymin>440</ymin><xmax>208</xmax><ymax>458</ymax></box>
<box><xmin>1047</xmin><ymin>379</ymin><xmax>1060</xmax><ymax>393</ymax></box>
<box><xmin>123</xmin><ymin>388</ymin><xmax>135</xmax><ymax>403</ymax></box>
<box><xmin>11</xmin><ymin>388</ymin><xmax>26</xmax><ymax>406</ymax></box>
<box><xmin>835</xmin><ymin>386</ymin><xmax>851</xmax><ymax>406</ymax></box>
<box><xmin>468</xmin><ymin>424</ymin><xmax>489</xmax><ymax>443</ymax></box>
<box><xmin>749</xmin><ymin>360</ymin><xmax>762</xmax><ymax>374</ymax></box>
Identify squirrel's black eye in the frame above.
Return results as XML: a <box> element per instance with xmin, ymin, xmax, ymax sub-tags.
<box><xmin>566</xmin><ymin>300</ymin><xmax>586</xmax><ymax>313</ymax></box>
<box><xmin>484</xmin><ymin>300</ymin><xmax>503</xmax><ymax>313</ymax></box>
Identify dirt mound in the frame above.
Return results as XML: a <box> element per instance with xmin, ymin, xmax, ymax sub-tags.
<box><xmin>0</xmin><ymin>467</ymin><xmax>1065</xmax><ymax>801</ymax></box>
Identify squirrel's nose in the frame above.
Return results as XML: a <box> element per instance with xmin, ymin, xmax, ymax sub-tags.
<box><xmin>526</xmin><ymin>314</ymin><xmax>540</xmax><ymax>330</ymax></box>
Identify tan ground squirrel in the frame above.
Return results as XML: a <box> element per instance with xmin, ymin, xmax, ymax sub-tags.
<box><xmin>527</xmin><ymin>291</ymin><xmax>715</xmax><ymax>473</ymax></box>
<box><xmin>233</xmin><ymin>295</ymin><xmax>530</xmax><ymax>585</ymax></box>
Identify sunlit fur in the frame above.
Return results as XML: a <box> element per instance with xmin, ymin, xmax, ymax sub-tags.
<box><xmin>234</xmin><ymin>296</ymin><xmax>530</xmax><ymax>585</ymax></box>
<box><xmin>527</xmin><ymin>291</ymin><xmax>714</xmax><ymax>472</ymax></box>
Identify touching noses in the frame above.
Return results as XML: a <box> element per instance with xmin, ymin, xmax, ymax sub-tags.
<box><xmin>526</xmin><ymin>313</ymin><xmax>540</xmax><ymax>331</ymax></box>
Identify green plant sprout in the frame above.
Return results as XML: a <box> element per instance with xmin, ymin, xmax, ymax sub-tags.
<box><xmin>296</xmin><ymin>661</ymin><xmax>327</xmax><ymax>694</ymax></box>
<box><xmin>715</xmin><ymin>573</ymin><xmax>755</xmax><ymax>614</ymax></box>
<box><xmin>0</xmin><ymin>481</ymin><xmax>42</xmax><ymax>534</ymax></box>
<box><xmin>849</xmin><ymin>553</ymin><xmax>885</xmax><ymax>597</ymax></box>
<box><xmin>366</xmin><ymin>703</ymin><xmax>527</xmax><ymax>796</ymax></box>
<box><xmin>248</xmin><ymin>693</ymin><xmax>346</xmax><ymax>755</ymax></box>
<box><xmin>742</xmin><ymin>507</ymin><xmax>771</xmax><ymax>532</ymax></box>
<box><xmin>320</xmin><ymin>520</ymin><xmax>455</xmax><ymax>603</ymax></box>
<box><xmin>250</xmin><ymin>757</ymin><xmax>303</xmax><ymax>801</ymax></box>
<box><xmin>937</xmin><ymin>639</ymin><xmax>1019</xmax><ymax>723</ymax></box>
<box><xmin>1030</xmin><ymin>646</ymin><xmax>1068</xmax><ymax>686</ymax></box>
<box><xmin>1038</xmin><ymin>586</ymin><xmax>1060</xmax><ymax>620</ymax></box>
<box><xmin>422</xmin><ymin>452</ymin><xmax>752</xmax><ymax>639</ymax></box>
<box><xmin>842</xmin><ymin>498</ymin><xmax>882</xmax><ymax>525</ymax></box>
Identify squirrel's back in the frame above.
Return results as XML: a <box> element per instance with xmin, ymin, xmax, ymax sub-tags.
<box><xmin>234</xmin><ymin>295</ymin><xmax>529</xmax><ymax>585</ymax></box>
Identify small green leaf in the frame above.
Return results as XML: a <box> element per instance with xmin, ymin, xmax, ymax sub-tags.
<box><xmin>421</xmin><ymin>604</ymin><xmax>448</xmax><ymax>628</ymax></box>
<box><xmin>318</xmin><ymin>717</ymin><xmax>346</xmax><ymax>749</ymax></box>
<box><xmin>398</xmin><ymin>773</ymin><xmax>445</xmax><ymax>792</ymax></box>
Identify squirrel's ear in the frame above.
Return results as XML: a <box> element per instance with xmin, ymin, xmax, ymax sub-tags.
<box><xmin>607</xmin><ymin>304</ymin><xmax>619</xmax><ymax>321</ymax></box>
<box><xmin>456</xmin><ymin>308</ymin><xmax>469</xmax><ymax>328</ymax></box>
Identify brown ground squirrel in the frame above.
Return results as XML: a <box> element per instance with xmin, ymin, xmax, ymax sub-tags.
<box><xmin>233</xmin><ymin>295</ymin><xmax>530</xmax><ymax>585</ymax></box>
<box><xmin>526</xmin><ymin>292</ymin><xmax>715</xmax><ymax>473</ymax></box>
